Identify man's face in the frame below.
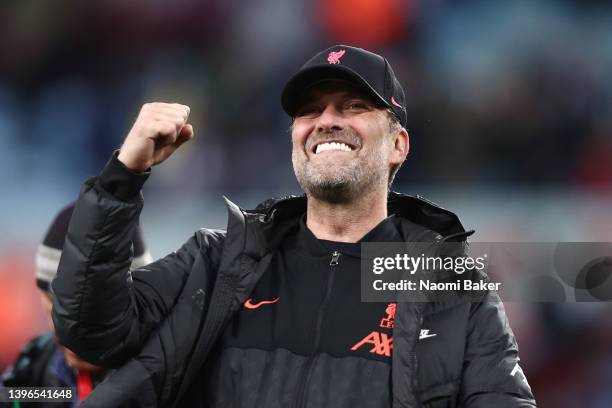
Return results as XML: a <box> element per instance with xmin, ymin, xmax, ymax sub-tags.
<box><xmin>291</xmin><ymin>80</ymin><xmax>405</xmax><ymax>203</ymax></box>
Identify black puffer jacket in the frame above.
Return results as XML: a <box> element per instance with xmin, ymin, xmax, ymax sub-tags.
<box><xmin>52</xmin><ymin>156</ymin><xmax>536</xmax><ymax>407</ymax></box>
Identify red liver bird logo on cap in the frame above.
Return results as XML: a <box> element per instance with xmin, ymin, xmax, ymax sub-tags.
<box><xmin>327</xmin><ymin>49</ymin><xmax>346</xmax><ymax>64</ymax></box>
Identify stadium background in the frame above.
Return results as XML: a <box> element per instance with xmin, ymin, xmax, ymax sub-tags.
<box><xmin>0</xmin><ymin>0</ymin><xmax>611</xmax><ymax>406</ymax></box>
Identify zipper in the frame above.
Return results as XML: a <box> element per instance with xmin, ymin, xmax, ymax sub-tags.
<box><xmin>393</xmin><ymin>304</ymin><xmax>424</xmax><ymax>408</ymax></box>
<box><xmin>292</xmin><ymin>251</ymin><xmax>340</xmax><ymax>408</ymax></box>
<box><xmin>411</xmin><ymin>312</ymin><xmax>424</xmax><ymax>408</ymax></box>
<box><xmin>329</xmin><ymin>251</ymin><xmax>340</xmax><ymax>266</ymax></box>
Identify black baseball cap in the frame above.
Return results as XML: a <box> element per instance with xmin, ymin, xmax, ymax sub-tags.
<box><xmin>281</xmin><ymin>45</ymin><xmax>407</xmax><ymax>127</ymax></box>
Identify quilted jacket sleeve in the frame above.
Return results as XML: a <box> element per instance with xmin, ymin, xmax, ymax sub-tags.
<box><xmin>460</xmin><ymin>290</ymin><xmax>537</xmax><ymax>407</ymax></box>
<box><xmin>51</xmin><ymin>154</ymin><xmax>204</xmax><ymax>368</ymax></box>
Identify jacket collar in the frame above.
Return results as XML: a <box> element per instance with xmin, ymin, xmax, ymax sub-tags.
<box><xmin>293</xmin><ymin>214</ymin><xmax>404</xmax><ymax>258</ymax></box>
<box><xmin>222</xmin><ymin>191</ymin><xmax>472</xmax><ymax>259</ymax></box>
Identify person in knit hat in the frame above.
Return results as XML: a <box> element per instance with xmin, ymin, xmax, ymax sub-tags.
<box><xmin>1</xmin><ymin>202</ymin><xmax>151</xmax><ymax>406</ymax></box>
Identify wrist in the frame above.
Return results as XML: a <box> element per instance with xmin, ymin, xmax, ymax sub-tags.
<box><xmin>117</xmin><ymin>149</ymin><xmax>149</xmax><ymax>174</ymax></box>
<box><xmin>97</xmin><ymin>151</ymin><xmax>151</xmax><ymax>201</ymax></box>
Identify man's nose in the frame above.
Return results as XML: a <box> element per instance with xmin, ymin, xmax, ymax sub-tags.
<box><xmin>316</xmin><ymin>104</ymin><xmax>343</xmax><ymax>133</ymax></box>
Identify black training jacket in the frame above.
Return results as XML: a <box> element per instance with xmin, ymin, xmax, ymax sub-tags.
<box><xmin>52</xmin><ymin>155</ymin><xmax>537</xmax><ymax>407</ymax></box>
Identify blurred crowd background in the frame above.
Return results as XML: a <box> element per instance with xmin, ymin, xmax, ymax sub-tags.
<box><xmin>1</xmin><ymin>0</ymin><xmax>611</xmax><ymax>406</ymax></box>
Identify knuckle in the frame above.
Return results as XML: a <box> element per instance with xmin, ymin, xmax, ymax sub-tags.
<box><xmin>138</xmin><ymin>111</ymin><xmax>150</xmax><ymax>122</ymax></box>
<box><xmin>166</xmin><ymin>113</ymin><xmax>184</xmax><ymax>124</ymax></box>
<box><xmin>149</xmin><ymin>121</ymin><xmax>165</xmax><ymax>135</ymax></box>
<box><xmin>173</xmin><ymin>103</ymin><xmax>190</xmax><ymax>113</ymax></box>
<box><xmin>141</xmin><ymin>121</ymin><xmax>154</xmax><ymax>135</ymax></box>
<box><xmin>161</xmin><ymin>122</ymin><xmax>176</xmax><ymax>135</ymax></box>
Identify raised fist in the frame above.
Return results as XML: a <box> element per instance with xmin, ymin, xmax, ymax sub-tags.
<box><xmin>117</xmin><ymin>103</ymin><xmax>194</xmax><ymax>173</ymax></box>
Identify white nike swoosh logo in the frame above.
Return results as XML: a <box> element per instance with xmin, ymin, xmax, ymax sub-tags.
<box><xmin>419</xmin><ymin>330</ymin><xmax>437</xmax><ymax>340</ymax></box>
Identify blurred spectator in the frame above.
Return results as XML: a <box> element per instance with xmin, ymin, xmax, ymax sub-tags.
<box><xmin>1</xmin><ymin>202</ymin><xmax>152</xmax><ymax>406</ymax></box>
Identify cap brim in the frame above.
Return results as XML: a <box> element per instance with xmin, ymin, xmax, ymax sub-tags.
<box><xmin>281</xmin><ymin>64</ymin><xmax>390</xmax><ymax>117</ymax></box>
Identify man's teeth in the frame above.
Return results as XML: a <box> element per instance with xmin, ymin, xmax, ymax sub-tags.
<box><xmin>315</xmin><ymin>142</ymin><xmax>352</xmax><ymax>154</ymax></box>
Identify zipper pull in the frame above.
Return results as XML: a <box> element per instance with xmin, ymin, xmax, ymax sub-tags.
<box><xmin>330</xmin><ymin>251</ymin><xmax>340</xmax><ymax>266</ymax></box>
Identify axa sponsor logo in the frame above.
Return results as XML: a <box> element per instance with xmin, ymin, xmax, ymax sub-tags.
<box><xmin>351</xmin><ymin>331</ymin><xmax>394</xmax><ymax>357</ymax></box>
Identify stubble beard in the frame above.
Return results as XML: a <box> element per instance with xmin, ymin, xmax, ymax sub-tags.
<box><xmin>293</xmin><ymin>130</ymin><xmax>389</xmax><ymax>204</ymax></box>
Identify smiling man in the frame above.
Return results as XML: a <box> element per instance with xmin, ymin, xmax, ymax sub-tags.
<box><xmin>52</xmin><ymin>45</ymin><xmax>536</xmax><ymax>407</ymax></box>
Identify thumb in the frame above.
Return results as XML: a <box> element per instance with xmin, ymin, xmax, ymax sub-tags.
<box><xmin>175</xmin><ymin>124</ymin><xmax>194</xmax><ymax>147</ymax></box>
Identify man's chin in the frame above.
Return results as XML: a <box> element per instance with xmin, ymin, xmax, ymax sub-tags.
<box><xmin>304</xmin><ymin>180</ymin><xmax>359</xmax><ymax>204</ymax></box>
<box><xmin>294</xmin><ymin>164</ymin><xmax>366</xmax><ymax>203</ymax></box>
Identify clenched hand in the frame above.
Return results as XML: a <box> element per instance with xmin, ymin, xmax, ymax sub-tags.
<box><xmin>118</xmin><ymin>103</ymin><xmax>194</xmax><ymax>173</ymax></box>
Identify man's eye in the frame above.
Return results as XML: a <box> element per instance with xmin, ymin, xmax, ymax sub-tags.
<box><xmin>346</xmin><ymin>101</ymin><xmax>368</xmax><ymax>111</ymax></box>
<box><xmin>296</xmin><ymin>106</ymin><xmax>320</xmax><ymax>117</ymax></box>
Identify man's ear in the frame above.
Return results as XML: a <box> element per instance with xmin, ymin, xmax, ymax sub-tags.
<box><xmin>390</xmin><ymin>128</ymin><xmax>409</xmax><ymax>165</ymax></box>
